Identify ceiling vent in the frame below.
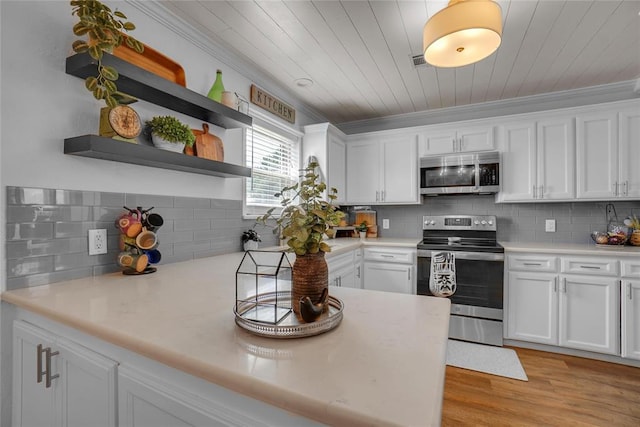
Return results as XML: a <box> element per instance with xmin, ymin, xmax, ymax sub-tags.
<box><xmin>411</xmin><ymin>54</ymin><xmax>432</xmax><ymax>68</ymax></box>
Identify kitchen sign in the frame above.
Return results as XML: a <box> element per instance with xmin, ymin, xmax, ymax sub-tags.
<box><xmin>250</xmin><ymin>84</ymin><xmax>295</xmax><ymax>124</ymax></box>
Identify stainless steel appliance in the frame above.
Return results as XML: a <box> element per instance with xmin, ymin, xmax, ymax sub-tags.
<box><xmin>420</xmin><ymin>151</ymin><xmax>500</xmax><ymax>195</ymax></box>
<box><xmin>417</xmin><ymin>215</ymin><xmax>504</xmax><ymax>346</ymax></box>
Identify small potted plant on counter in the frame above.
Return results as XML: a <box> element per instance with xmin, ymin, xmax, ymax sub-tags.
<box><xmin>145</xmin><ymin>116</ymin><xmax>196</xmax><ymax>153</ymax></box>
<box><xmin>241</xmin><ymin>229</ymin><xmax>261</xmax><ymax>251</ymax></box>
<box><xmin>356</xmin><ymin>221</ymin><xmax>368</xmax><ymax>239</ymax></box>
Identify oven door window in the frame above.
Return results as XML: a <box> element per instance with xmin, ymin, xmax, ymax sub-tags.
<box><xmin>417</xmin><ymin>257</ymin><xmax>503</xmax><ymax>309</ymax></box>
<box><xmin>421</xmin><ymin>165</ymin><xmax>475</xmax><ymax>188</ymax></box>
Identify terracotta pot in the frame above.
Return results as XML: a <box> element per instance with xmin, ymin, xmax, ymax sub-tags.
<box><xmin>292</xmin><ymin>252</ymin><xmax>328</xmax><ymax>319</ymax></box>
<box><xmin>630</xmin><ymin>230</ymin><xmax>640</xmax><ymax>246</ymax></box>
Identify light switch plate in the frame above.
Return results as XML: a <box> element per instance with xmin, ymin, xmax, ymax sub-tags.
<box><xmin>545</xmin><ymin>219</ymin><xmax>556</xmax><ymax>233</ymax></box>
<box><xmin>89</xmin><ymin>229</ymin><xmax>108</xmax><ymax>255</ymax></box>
<box><xmin>383</xmin><ymin>219</ymin><xmax>390</xmax><ymax>229</ymax></box>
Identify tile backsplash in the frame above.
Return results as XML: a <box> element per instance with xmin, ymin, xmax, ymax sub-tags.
<box><xmin>5</xmin><ymin>186</ymin><xmax>276</xmax><ymax>290</ymax></box>
<box><xmin>374</xmin><ymin>195</ymin><xmax>640</xmax><ymax>242</ymax></box>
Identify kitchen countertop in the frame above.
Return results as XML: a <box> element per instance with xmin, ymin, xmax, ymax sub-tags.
<box><xmin>267</xmin><ymin>237</ymin><xmax>421</xmax><ymax>258</ymax></box>
<box><xmin>500</xmin><ymin>241</ymin><xmax>640</xmax><ymax>257</ymax></box>
<box><xmin>2</xmin><ymin>251</ymin><xmax>449</xmax><ymax>427</ymax></box>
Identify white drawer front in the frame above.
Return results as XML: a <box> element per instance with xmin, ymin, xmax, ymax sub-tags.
<box><xmin>561</xmin><ymin>257</ymin><xmax>619</xmax><ymax>276</ymax></box>
<box><xmin>621</xmin><ymin>259</ymin><xmax>640</xmax><ymax>278</ymax></box>
<box><xmin>363</xmin><ymin>247</ymin><xmax>415</xmax><ymax>264</ymax></box>
<box><xmin>327</xmin><ymin>250</ymin><xmax>355</xmax><ymax>270</ymax></box>
<box><xmin>507</xmin><ymin>255</ymin><xmax>558</xmax><ymax>272</ymax></box>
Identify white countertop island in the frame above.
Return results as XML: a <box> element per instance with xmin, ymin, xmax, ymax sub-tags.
<box><xmin>2</xmin><ymin>251</ymin><xmax>450</xmax><ymax>427</ymax></box>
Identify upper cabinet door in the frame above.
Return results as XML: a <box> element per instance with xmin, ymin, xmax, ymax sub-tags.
<box><xmin>327</xmin><ymin>134</ymin><xmax>347</xmax><ymax>204</ymax></box>
<box><xmin>576</xmin><ymin>112</ymin><xmax>618</xmax><ymax>199</ymax></box>
<box><xmin>537</xmin><ymin>118</ymin><xmax>575</xmax><ymax>200</ymax></box>
<box><xmin>499</xmin><ymin>121</ymin><xmax>537</xmax><ymax>201</ymax></box>
<box><xmin>380</xmin><ymin>134</ymin><xmax>418</xmax><ymax>204</ymax></box>
<box><xmin>618</xmin><ymin>107</ymin><xmax>640</xmax><ymax>199</ymax></box>
<box><xmin>346</xmin><ymin>138</ymin><xmax>379</xmax><ymax>204</ymax></box>
<box><xmin>421</xmin><ymin>131</ymin><xmax>456</xmax><ymax>155</ymax></box>
<box><xmin>458</xmin><ymin>126</ymin><xmax>495</xmax><ymax>152</ymax></box>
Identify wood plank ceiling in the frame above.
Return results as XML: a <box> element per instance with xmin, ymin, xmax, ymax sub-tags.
<box><xmin>160</xmin><ymin>1</ymin><xmax>640</xmax><ymax>124</ymax></box>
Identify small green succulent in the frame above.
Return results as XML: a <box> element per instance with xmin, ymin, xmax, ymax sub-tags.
<box><xmin>146</xmin><ymin>116</ymin><xmax>196</xmax><ymax>147</ymax></box>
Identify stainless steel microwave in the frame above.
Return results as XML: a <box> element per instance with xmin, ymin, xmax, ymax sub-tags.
<box><xmin>420</xmin><ymin>151</ymin><xmax>500</xmax><ymax>195</ymax></box>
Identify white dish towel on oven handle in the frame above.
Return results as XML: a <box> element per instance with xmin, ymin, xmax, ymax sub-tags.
<box><xmin>429</xmin><ymin>251</ymin><xmax>456</xmax><ymax>297</ymax></box>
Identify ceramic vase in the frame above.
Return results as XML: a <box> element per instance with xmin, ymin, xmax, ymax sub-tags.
<box><xmin>152</xmin><ymin>135</ymin><xmax>186</xmax><ymax>153</ymax></box>
<box><xmin>291</xmin><ymin>252</ymin><xmax>328</xmax><ymax>319</ymax></box>
<box><xmin>243</xmin><ymin>240</ymin><xmax>259</xmax><ymax>251</ymax></box>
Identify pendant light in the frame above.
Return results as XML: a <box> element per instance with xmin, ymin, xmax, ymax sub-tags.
<box><xmin>423</xmin><ymin>0</ymin><xmax>502</xmax><ymax>68</ymax></box>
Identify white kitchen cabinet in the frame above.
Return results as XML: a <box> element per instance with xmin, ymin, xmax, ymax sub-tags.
<box><xmin>576</xmin><ymin>105</ymin><xmax>640</xmax><ymax>200</ymax></box>
<box><xmin>119</xmin><ymin>366</ymin><xmax>262</xmax><ymax>427</ymax></box>
<box><xmin>507</xmin><ymin>271</ymin><xmax>558</xmax><ymax>345</ymax></box>
<box><xmin>506</xmin><ymin>254</ymin><xmax>621</xmax><ymax>355</ymax></box>
<box><xmin>419</xmin><ymin>124</ymin><xmax>495</xmax><ymax>156</ymax></box>
<box><xmin>559</xmin><ymin>275</ymin><xmax>619</xmax><ymax>355</ymax></box>
<box><xmin>622</xmin><ymin>258</ymin><xmax>640</xmax><ymax>360</ymax></box>
<box><xmin>328</xmin><ymin>249</ymin><xmax>361</xmax><ymax>289</ymax></box>
<box><xmin>13</xmin><ymin>320</ymin><xmax>118</xmax><ymax>427</ymax></box>
<box><xmin>362</xmin><ymin>247</ymin><xmax>416</xmax><ymax>294</ymax></box>
<box><xmin>303</xmin><ymin>123</ymin><xmax>347</xmax><ymax>204</ymax></box>
<box><xmin>346</xmin><ymin>133</ymin><xmax>418</xmax><ymax>204</ymax></box>
<box><xmin>498</xmin><ymin>117</ymin><xmax>574</xmax><ymax>202</ymax></box>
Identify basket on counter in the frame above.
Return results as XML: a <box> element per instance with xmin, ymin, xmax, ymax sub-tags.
<box><xmin>630</xmin><ymin>230</ymin><xmax>640</xmax><ymax>246</ymax></box>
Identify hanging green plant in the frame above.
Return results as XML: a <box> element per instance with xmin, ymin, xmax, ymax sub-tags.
<box><xmin>70</xmin><ymin>0</ymin><xmax>144</xmax><ymax>107</ymax></box>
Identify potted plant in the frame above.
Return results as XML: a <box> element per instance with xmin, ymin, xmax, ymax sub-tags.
<box><xmin>256</xmin><ymin>162</ymin><xmax>344</xmax><ymax>319</ymax></box>
<box><xmin>70</xmin><ymin>0</ymin><xmax>144</xmax><ymax>107</ymax></box>
<box><xmin>356</xmin><ymin>221</ymin><xmax>368</xmax><ymax>239</ymax></box>
<box><xmin>241</xmin><ymin>229</ymin><xmax>261</xmax><ymax>251</ymax></box>
<box><xmin>145</xmin><ymin>116</ymin><xmax>196</xmax><ymax>153</ymax></box>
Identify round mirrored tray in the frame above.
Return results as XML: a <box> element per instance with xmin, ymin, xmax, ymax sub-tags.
<box><xmin>234</xmin><ymin>291</ymin><xmax>343</xmax><ymax>339</ymax></box>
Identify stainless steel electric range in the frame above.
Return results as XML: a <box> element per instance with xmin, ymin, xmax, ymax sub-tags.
<box><xmin>417</xmin><ymin>215</ymin><xmax>504</xmax><ymax>347</ymax></box>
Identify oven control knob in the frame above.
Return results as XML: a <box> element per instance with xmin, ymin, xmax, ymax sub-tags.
<box><xmin>488</xmin><ymin>220</ymin><xmax>494</xmax><ymax>225</ymax></box>
<box><xmin>474</xmin><ymin>220</ymin><xmax>479</xmax><ymax>225</ymax></box>
<box><xmin>481</xmin><ymin>220</ymin><xmax>487</xmax><ymax>225</ymax></box>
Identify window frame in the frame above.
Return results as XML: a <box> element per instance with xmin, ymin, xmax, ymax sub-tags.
<box><xmin>242</xmin><ymin>110</ymin><xmax>303</xmax><ymax>219</ymax></box>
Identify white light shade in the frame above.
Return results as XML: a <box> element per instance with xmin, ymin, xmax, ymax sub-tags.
<box><xmin>423</xmin><ymin>0</ymin><xmax>502</xmax><ymax>68</ymax></box>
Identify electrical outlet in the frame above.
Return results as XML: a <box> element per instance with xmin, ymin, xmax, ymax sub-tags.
<box><xmin>383</xmin><ymin>219</ymin><xmax>390</xmax><ymax>229</ymax></box>
<box><xmin>88</xmin><ymin>229</ymin><xmax>108</xmax><ymax>255</ymax></box>
<box><xmin>545</xmin><ymin>219</ymin><xmax>556</xmax><ymax>233</ymax></box>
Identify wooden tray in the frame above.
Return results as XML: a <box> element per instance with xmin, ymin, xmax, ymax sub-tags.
<box><xmin>113</xmin><ymin>34</ymin><xmax>186</xmax><ymax>86</ymax></box>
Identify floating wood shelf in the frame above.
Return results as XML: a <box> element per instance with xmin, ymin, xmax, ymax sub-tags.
<box><xmin>65</xmin><ymin>53</ymin><xmax>252</xmax><ymax>129</ymax></box>
<box><xmin>64</xmin><ymin>135</ymin><xmax>252</xmax><ymax>178</ymax></box>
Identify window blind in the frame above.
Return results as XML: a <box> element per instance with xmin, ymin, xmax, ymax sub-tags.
<box><xmin>245</xmin><ymin>125</ymin><xmax>300</xmax><ymax>215</ymax></box>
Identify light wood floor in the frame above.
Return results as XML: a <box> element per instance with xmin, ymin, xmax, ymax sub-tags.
<box><xmin>442</xmin><ymin>347</ymin><xmax>640</xmax><ymax>426</ymax></box>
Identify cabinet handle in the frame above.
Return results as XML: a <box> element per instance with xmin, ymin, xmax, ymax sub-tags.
<box><xmin>408</xmin><ymin>269</ymin><xmax>411</xmax><ymax>281</ymax></box>
<box><xmin>553</xmin><ymin>277</ymin><xmax>557</xmax><ymax>293</ymax></box>
<box><xmin>523</xmin><ymin>262</ymin><xmax>542</xmax><ymax>266</ymax></box>
<box><xmin>45</xmin><ymin>348</ymin><xmax>59</xmax><ymax>388</ymax></box>
<box><xmin>579</xmin><ymin>265</ymin><xmax>600</xmax><ymax>270</ymax></box>
<box><xmin>623</xmin><ymin>181</ymin><xmax>628</xmax><ymax>196</ymax></box>
<box><xmin>381</xmin><ymin>190</ymin><xmax>385</xmax><ymax>202</ymax></box>
<box><xmin>533</xmin><ymin>185</ymin><xmax>537</xmax><ymax>199</ymax></box>
<box><xmin>613</xmin><ymin>182</ymin><xmax>619</xmax><ymax>196</ymax></box>
<box><xmin>36</xmin><ymin>344</ymin><xmax>44</xmax><ymax>384</ymax></box>
<box><xmin>381</xmin><ymin>254</ymin><xmax>394</xmax><ymax>258</ymax></box>
<box><xmin>356</xmin><ymin>266</ymin><xmax>360</xmax><ymax>278</ymax></box>
<box><xmin>629</xmin><ymin>282</ymin><xmax>633</xmax><ymax>300</ymax></box>
<box><xmin>539</xmin><ymin>185</ymin><xmax>544</xmax><ymax>199</ymax></box>
<box><xmin>562</xmin><ymin>278</ymin><xmax>567</xmax><ymax>293</ymax></box>
<box><xmin>376</xmin><ymin>191</ymin><xmax>379</xmax><ymax>202</ymax></box>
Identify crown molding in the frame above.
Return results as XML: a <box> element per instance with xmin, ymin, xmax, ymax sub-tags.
<box><xmin>337</xmin><ymin>80</ymin><xmax>640</xmax><ymax>135</ymax></box>
<box><xmin>124</xmin><ymin>0</ymin><xmax>327</xmax><ymax>127</ymax></box>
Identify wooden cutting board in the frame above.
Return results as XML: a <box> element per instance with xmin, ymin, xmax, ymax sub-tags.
<box><xmin>191</xmin><ymin>123</ymin><xmax>224</xmax><ymax>162</ymax></box>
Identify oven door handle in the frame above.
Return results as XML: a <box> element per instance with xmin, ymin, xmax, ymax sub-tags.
<box><xmin>417</xmin><ymin>250</ymin><xmax>504</xmax><ymax>261</ymax></box>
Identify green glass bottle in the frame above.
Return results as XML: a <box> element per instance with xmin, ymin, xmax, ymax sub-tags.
<box><xmin>207</xmin><ymin>69</ymin><xmax>225</xmax><ymax>102</ymax></box>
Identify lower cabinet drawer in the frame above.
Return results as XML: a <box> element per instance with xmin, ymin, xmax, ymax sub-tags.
<box><xmin>621</xmin><ymin>259</ymin><xmax>640</xmax><ymax>278</ymax></box>
<box><xmin>561</xmin><ymin>257</ymin><xmax>619</xmax><ymax>276</ymax></box>
<box><xmin>363</xmin><ymin>247</ymin><xmax>415</xmax><ymax>264</ymax></box>
<box><xmin>507</xmin><ymin>255</ymin><xmax>558</xmax><ymax>272</ymax></box>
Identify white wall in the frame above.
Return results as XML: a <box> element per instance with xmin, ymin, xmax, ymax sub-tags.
<box><xmin>0</xmin><ymin>0</ymin><xmax>319</xmax><ymax>200</ymax></box>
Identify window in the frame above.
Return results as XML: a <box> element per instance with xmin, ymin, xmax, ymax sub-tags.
<box><xmin>244</xmin><ymin>122</ymin><xmax>300</xmax><ymax>217</ymax></box>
